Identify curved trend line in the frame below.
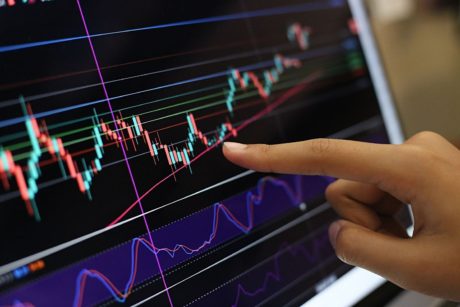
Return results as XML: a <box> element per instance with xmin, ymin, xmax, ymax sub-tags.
<box><xmin>107</xmin><ymin>72</ymin><xmax>321</xmax><ymax>227</ymax></box>
<box><xmin>231</xmin><ymin>232</ymin><xmax>330</xmax><ymax>307</ymax></box>
<box><xmin>73</xmin><ymin>176</ymin><xmax>304</xmax><ymax>307</ymax></box>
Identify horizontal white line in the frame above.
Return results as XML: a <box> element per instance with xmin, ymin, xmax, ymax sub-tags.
<box><xmin>0</xmin><ymin>116</ymin><xmax>382</xmax><ymax>275</ymax></box>
<box><xmin>255</xmin><ymin>256</ymin><xmax>337</xmax><ymax>307</ymax></box>
<box><xmin>182</xmin><ymin>225</ymin><xmax>328</xmax><ymax>307</ymax></box>
<box><xmin>131</xmin><ymin>202</ymin><xmax>331</xmax><ymax>306</ymax></box>
<box><xmin>0</xmin><ymin>170</ymin><xmax>255</xmax><ymax>275</ymax></box>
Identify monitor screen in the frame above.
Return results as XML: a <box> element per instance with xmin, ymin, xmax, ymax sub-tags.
<box><xmin>0</xmin><ymin>0</ymin><xmax>401</xmax><ymax>306</ymax></box>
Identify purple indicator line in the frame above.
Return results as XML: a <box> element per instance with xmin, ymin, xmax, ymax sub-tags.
<box><xmin>0</xmin><ymin>175</ymin><xmax>330</xmax><ymax>306</ymax></box>
<box><xmin>231</xmin><ymin>232</ymin><xmax>330</xmax><ymax>307</ymax></box>
<box><xmin>185</xmin><ymin>228</ymin><xmax>333</xmax><ymax>306</ymax></box>
<box><xmin>74</xmin><ymin>1</ymin><xmax>174</xmax><ymax>306</ymax></box>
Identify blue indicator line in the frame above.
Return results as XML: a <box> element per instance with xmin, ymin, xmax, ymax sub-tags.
<box><xmin>0</xmin><ymin>0</ymin><xmax>343</xmax><ymax>53</ymax></box>
<box><xmin>0</xmin><ymin>71</ymin><xmax>227</xmax><ymax>129</ymax></box>
<box><xmin>71</xmin><ymin>176</ymin><xmax>306</xmax><ymax>305</ymax></box>
<box><xmin>0</xmin><ymin>43</ymin><xmax>343</xmax><ymax>130</ymax></box>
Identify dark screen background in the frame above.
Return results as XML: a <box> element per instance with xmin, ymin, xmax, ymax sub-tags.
<box><xmin>0</xmin><ymin>0</ymin><xmax>393</xmax><ymax>306</ymax></box>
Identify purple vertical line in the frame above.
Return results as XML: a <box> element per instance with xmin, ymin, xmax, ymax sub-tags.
<box><xmin>74</xmin><ymin>1</ymin><xmax>175</xmax><ymax>306</ymax></box>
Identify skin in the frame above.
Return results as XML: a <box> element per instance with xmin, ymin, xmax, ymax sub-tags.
<box><xmin>222</xmin><ymin>131</ymin><xmax>460</xmax><ymax>301</ymax></box>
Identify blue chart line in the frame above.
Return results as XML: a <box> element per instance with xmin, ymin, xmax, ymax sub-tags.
<box><xmin>0</xmin><ymin>175</ymin><xmax>330</xmax><ymax>307</ymax></box>
<box><xmin>0</xmin><ymin>0</ymin><xmax>344</xmax><ymax>53</ymax></box>
<box><xmin>72</xmin><ymin>176</ymin><xmax>305</xmax><ymax>306</ymax></box>
<box><xmin>0</xmin><ymin>42</ymin><xmax>341</xmax><ymax>130</ymax></box>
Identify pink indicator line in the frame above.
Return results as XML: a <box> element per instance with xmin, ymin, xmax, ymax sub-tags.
<box><xmin>107</xmin><ymin>72</ymin><xmax>320</xmax><ymax>227</ymax></box>
<box><xmin>181</xmin><ymin>151</ymin><xmax>187</xmax><ymax>166</ymax></box>
<box><xmin>189</xmin><ymin>113</ymin><xmax>199</xmax><ymax>135</ymax></box>
<box><xmin>144</xmin><ymin>130</ymin><xmax>154</xmax><ymax>157</ymax></box>
<box><xmin>74</xmin><ymin>1</ymin><xmax>174</xmax><ymax>306</ymax></box>
<box><xmin>164</xmin><ymin>145</ymin><xmax>173</xmax><ymax>166</ymax></box>
<box><xmin>136</xmin><ymin>115</ymin><xmax>144</xmax><ymax>132</ymax></box>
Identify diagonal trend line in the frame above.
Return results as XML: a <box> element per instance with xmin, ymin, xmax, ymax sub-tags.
<box><xmin>107</xmin><ymin>71</ymin><xmax>321</xmax><ymax>227</ymax></box>
<box><xmin>74</xmin><ymin>1</ymin><xmax>174</xmax><ymax>306</ymax></box>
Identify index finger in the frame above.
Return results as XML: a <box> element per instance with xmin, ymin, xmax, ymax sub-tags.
<box><xmin>223</xmin><ymin>139</ymin><xmax>414</xmax><ymax>195</ymax></box>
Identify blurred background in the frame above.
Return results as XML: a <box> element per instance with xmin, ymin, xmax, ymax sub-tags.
<box><xmin>364</xmin><ymin>1</ymin><xmax>460</xmax><ymax>306</ymax></box>
<box><xmin>366</xmin><ymin>0</ymin><xmax>460</xmax><ymax>146</ymax></box>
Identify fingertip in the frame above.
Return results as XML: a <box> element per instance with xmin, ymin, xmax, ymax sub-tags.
<box><xmin>223</xmin><ymin>142</ymin><xmax>248</xmax><ymax>151</ymax></box>
<box><xmin>223</xmin><ymin>142</ymin><xmax>247</xmax><ymax>161</ymax></box>
<box><xmin>223</xmin><ymin>142</ymin><xmax>254</xmax><ymax>170</ymax></box>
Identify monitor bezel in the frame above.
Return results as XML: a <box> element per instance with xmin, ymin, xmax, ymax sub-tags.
<box><xmin>301</xmin><ymin>0</ymin><xmax>406</xmax><ymax>305</ymax></box>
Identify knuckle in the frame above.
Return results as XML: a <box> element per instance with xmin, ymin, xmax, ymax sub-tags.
<box><xmin>407</xmin><ymin>131</ymin><xmax>442</xmax><ymax>144</ymax></box>
<box><xmin>309</xmin><ymin>139</ymin><xmax>333</xmax><ymax>176</ymax></box>
<box><xmin>404</xmin><ymin>145</ymin><xmax>440</xmax><ymax>167</ymax></box>
<box><xmin>259</xmin><ymin>144</ymin><xmax>272</xmax><ymax>155</ymax></box>
<box><xmin>392</xmin><ymin>143</ymin><xmax>414</xmax><ymax>160</ymax></box>
<box><xmin>397</xmin><ymin>143</ymin><xmax>440</xmax><ymax>169</ymax></box>
<box><xmin>257</xmin><ymin>144</ymin><xmax>274</xmax><ymax>173</ymax></box>
<box><xmin>309</xmin><ymin>138</ymin><xmax>332</xmax><ymax>156</ymax></box>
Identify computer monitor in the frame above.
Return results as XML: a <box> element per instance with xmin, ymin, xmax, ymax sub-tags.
<box><xmin>0</xmin><ymin>0</ymin><xmax>406</xmax><ymax>306</ymax></box>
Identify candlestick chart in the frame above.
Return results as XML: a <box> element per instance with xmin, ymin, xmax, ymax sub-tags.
<box><xmin>0</xmin><ymin>0</ymin><xmax>394</xmax><ymax>306</ymax></box>
<box><xmin>0</xmin><ymin>52</ymin><xmax>304</xmax><ymax>223</ymax></box>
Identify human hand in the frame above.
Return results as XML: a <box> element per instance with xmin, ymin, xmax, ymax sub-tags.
<box><xmin>222</xmin><ymin>132</ymin><xmax>460</xmax><ymax>301</ymax></box>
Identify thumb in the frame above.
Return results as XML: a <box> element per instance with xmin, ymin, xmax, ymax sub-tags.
<box><xmin>329</xmin><ymin>220</ymin><xmax>418</xmax><ymax>288</ymax></box>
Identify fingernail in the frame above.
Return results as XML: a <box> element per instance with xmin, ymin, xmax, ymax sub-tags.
<box><xmin>224</xmin><ymin>142</ymin><xmax>248</xmax><ymax>151</ymax></box>
<box><xmin>328</xmin><ymin>221</ymin><xmax>342</xmax><ymax>250</ymax></box>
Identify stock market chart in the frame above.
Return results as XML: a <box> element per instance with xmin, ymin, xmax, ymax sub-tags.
<box><xmin>0</xmin><ymin>0</ymin><xmax>391</xmax><ymax>306</ymax></box>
